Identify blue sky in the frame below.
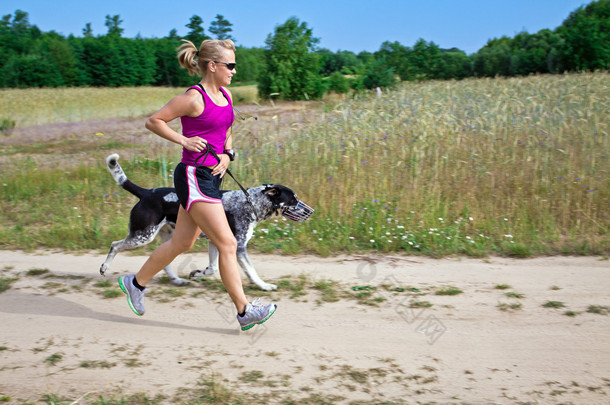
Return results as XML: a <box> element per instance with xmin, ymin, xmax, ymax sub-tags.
<box><xmin>2</xmin><ymin>0</ymin><xmax>590</xmax><ymax>54</ymax></box>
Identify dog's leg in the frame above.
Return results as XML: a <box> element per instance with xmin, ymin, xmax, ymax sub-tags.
<box><xmin>189</xmin><ymin>241</ymin><xmax>218</xmax><ymax>279</ymax></box>
<box><xmin>100</xmin><ymin>221</ymin><xmax>166</xmax><ymax>276</ymax></box>
<box><xmin>100</xmin><ymin>238</ymin><xmax>129</xmax><ymax>276</ymax></box>
<box><xmin>99</xmin><ymin>233</ymin><xmax>154</xmax><ymax>276</ymax></box>
<box><xmin>236</xmin><ymin>243</ymin><xmax>277</xmax><ymax>291</ymax></box>
<box><xmin>157</xmin><ymin>224</ymin><xmax>190</xmax><ymax>286</ymax></box>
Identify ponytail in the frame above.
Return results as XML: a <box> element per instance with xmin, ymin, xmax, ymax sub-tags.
<box><xmin>177</xmin><ymin>38</ymin><xmax>236</xmax><ymax>77</ymax></box>
<box><xmin>177</xmin><ymin>39</ymin><xmax>200</xmax><ymax>76</ymax></box>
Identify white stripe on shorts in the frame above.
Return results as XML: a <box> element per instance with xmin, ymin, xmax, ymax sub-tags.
<box><xmin>186</xmin><ymin>165</ymin><xmax>222</xmax><ymax>211</ymax></box>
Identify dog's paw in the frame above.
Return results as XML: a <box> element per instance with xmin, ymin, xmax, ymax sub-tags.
<box><xmin>258</xmin><ymin>282</ymin><xmax>278</xmax><ymax>291</ymax></box>
<box><xmin>171</xmin><ymin>277</ymin><xmax>190</xmax><ymax>286</ymax></box>
<box><xmin>99</xmin><ymin>264</ymin><xmax>108</xmax><ymax>276</ymax></box>
<box><xmin>189</xmin><ymin>268</ymin><xmax>216</xmax><ymax>279</ymax></box>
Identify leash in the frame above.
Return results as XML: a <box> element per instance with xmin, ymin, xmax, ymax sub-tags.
<box><xmin>196</xmin><ymin>146</ymin><xmax>260</xmax><ymax>222</ymax></box>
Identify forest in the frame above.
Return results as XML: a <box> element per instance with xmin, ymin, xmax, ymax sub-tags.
<box><xmin>0</xmin><ymin>0</ymin><xmax>608</xmax><ymax>99</ymax></box>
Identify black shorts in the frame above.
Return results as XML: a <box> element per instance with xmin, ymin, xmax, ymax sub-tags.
<box><xmin>174</xmin><ymin>163</ymin><xmax>223</xmax><ymax>212</ymax></box>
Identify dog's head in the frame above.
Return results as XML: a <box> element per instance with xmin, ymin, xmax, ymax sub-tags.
<box><xmin>262</xmin><ymin>184</ymin><xmax>314</xmax><ymax>222</ymax></box>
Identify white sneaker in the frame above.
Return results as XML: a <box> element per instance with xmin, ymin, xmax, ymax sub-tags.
<box><xmin>237</xmin><ymin>298</ymin><xmax>277</xmax><ymax>331</ymax></box>
<box><xmin>118</xmin><ymin>274</ymin><xmax>146</xmax><ymax>316</ymax></box>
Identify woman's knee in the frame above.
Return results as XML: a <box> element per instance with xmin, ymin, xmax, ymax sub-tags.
<box><xmin>170</xmin><ymin>237</ymin><xmax>197</xmax><ymax>254</ymax></box>
<box><xmin>216</xmin><ymin>234</ymin><xmax>237</xmax><ymax>254</ymax></box>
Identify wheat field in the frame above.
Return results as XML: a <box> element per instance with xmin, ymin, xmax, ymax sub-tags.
<box><xmin>0</xmin><ymin>85</ymin><xmax>259</xmax><ymax>128</ymax></box>
<box><xmin>0</xmin><ymin>73</ymin><xmax>607</xmax><ymax>256</ymax></box>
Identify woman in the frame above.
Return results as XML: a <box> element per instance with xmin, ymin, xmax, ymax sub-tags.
<box><xmin>118</xmin><ymin>39</ymin><xmax>276</xmax><ymax>331</ymax></box>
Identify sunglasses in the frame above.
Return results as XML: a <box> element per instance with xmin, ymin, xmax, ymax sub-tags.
<box><xmin>214</xmin><ymin>61</ymin><xmax>236</xmax><ymax>70</ymax></box>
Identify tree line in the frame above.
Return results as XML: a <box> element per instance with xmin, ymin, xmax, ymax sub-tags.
<box><xmin>0</xmin><ymin>0</ymin><xmax>607</xmax><ymax>100</ymax></box>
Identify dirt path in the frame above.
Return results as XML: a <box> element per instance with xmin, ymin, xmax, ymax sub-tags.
<box><xmin>0</xmin><ymin>251</ymin><xmax>609</xmax><ymax>404</ymax></box>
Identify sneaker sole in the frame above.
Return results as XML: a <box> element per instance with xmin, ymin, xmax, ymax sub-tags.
<box><xmin>118</xmin><ymin>276</ymin><xmax>144</xmax><ymax>316</ymax></box>
<box><xmin>240</xmin><ymin>304</ymin><xmax>277</xmax><ymax>331</ymax></box>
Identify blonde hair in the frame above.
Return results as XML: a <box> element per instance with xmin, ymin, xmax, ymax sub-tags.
<box><xmin>177</xmin><ymin>39</ymin><xmax>236</xmax><ymax>76</ymax></box>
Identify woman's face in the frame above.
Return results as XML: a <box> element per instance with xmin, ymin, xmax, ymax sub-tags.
<box><xmin>212</xmin><ymin>49</ymin><xmax>236</xmax><ymax>87</ymax></box>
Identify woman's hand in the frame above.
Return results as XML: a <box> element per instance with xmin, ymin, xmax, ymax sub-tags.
<box><xmin>211</xmin><ymin>154</ymin><xmax>231</xmax><ymax>177</ymax></box>
<box><xmin>182</xmin><ymin>136</ymin><xmax>208</xmax><ymax>152</ymax></box>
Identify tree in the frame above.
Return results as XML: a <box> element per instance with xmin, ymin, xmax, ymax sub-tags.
<box><xmin>376</xmin><ymin>41</ymin><xmax>410</xmax><ymax>79</ymax></box>
<box><xmin>327</xmin><ymin>71</ymin><xmax>350</xmax><ymax>93</ymax></box>
<box><xmin>258</xmin><ymin>17</ymin><xmax>324</xmax><ymax>100</ymax></box>
<box><xmin>82</xmin><ymin>23</ymin><xmax>93</xmax><ymax>37</ymax></box>
<box><xmin>473</xmin><ymin>37</ymin><xmax>512</xmax><ymax>77</ymax></box>
<box><xmin>318</xmin><ymin>49</ymin><xmax>362</xmax><ymax>75</ymax></box>
<box><xmin>362</xmin><ymin>56</ymin><xmax>397</xmax><ymax>89</ymax></box>
<box><xmin>105</xmin><ymin>14</ymin><xmax>124</xmax><ymax>37</ymax></box>
<box><xmin>439</xmin><ymin>48</ymin><xmax>472</xmax><ymax>79</ymax></box>
<box><xmin>557</xmin><ymin>0</ymin><xmax>610</xmax><ymax>71</ymax></box>
<box><xmin>185</xmin><ymin>15</ymin><xmax>208</xmax><ymax>46</ymax></box>
<box><xmin>209</xmin><ymin>14</ymin><xmax>234</xmax><ymax>40</ymax></box>
<box><xmin>234</xmin><ymin>46</ymin><xmax>265</xmax><ymax>83</ymax></box>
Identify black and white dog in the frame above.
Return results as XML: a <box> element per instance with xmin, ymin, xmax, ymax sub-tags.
<box><xmin>100</xmin><ymin>153</ymin><xmax>313</xmax><ymax>290</ymax></box>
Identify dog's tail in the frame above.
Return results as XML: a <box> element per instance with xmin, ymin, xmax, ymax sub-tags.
<box><xmin>105</xmin><ymin>153</ymin><xmax>147</xmax><ymax>199</ymax></box>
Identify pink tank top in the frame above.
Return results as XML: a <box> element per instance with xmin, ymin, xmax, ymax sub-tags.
<box><xmin>180</xmin><ymin>85</ymin><xmax>234</xmax><ymax>167</ymax></box>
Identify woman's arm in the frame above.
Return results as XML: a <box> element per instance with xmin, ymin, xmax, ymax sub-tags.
<box><xmin>145</xmin><ymin>90</ymin><xmax>207</xmax><ymax>152</ymax></box>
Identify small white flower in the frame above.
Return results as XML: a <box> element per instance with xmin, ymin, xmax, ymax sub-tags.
<box><xmin>504</xmin><ymin>234</ymin><xmax>513</xmax><ymax>238</ymax></box>
<box><xmin>73</xmin><ymin>207</ymin><xmax>78</xmax><ymax>210</ymax></box>
<box><xmin>469</xmin><ymin>217</ymin><xmax>474</xmax><ymax>221</ymax></box>
<box><xmin>349</xmin><ymin>236</ymin><xmax>355</xmax><ymax>240</ymax></box>
<box><xmin>370</xmin><ymin>239</ymin><xmax>375</xmax><ymax>243</ymax></box>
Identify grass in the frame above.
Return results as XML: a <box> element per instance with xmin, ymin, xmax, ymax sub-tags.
<box><xmin>0</xmin><ymin>86</ymin><xmax>258</xmax><ymax>129</ymax></box>
<box><xmin>44</xmin><ymin>353</ymin><xmax>63</xmax><ymax>366</ymax></box>
<box><xmin>79</xmin><ymin>360</ymin><xmax>116</xmax><ymax>369</ymax></box>
<box><xmin>505</xmin><ymin>291</ymin><xmax>525</xmax><ymax>299</ymax></box>
<box><xmin>498</xmin><ymin>302</ymin><xmax>523</xmax><ymax>311</ymax></box>
<box><xmin>0</xmin><ymin>277</ymin><xmax>17</xmax><ymax>293</ymax></box>
<box><xmin>0</xmin><ymin>72</ymin><xmax>608</xmax><ymax>256</ymax></box>
<box><xmin>543</xmin><ymin>300</ymin><xmax>566</xmax><ymax>309</ymax></box>
<box><xmin>26</xmin><ymin>268</ymin><xmax>50</xmax><ymax>276</ymax></box>
<box><xmin>587</xmin><ymin>305</ymin><xmax>609</xmax><ymax>315</ymax></box>
<box><xmin>435</xmin><ymin>287</ymin><xmax>463</xmax><ymax>296</ymax></box>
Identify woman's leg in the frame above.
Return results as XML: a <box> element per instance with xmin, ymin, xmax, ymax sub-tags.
<box><xmin>187</xmin><ymin>201</ymin><xmax>248</xmax><ymax>313</ymax></box>
<box><xmin>135</xmin><ymin>206</ymin><xmax>201</xmax><ymax>286</ymax></box>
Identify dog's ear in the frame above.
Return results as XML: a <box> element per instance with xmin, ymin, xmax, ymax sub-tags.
<box><xmin>263</xmin><ymin>185</ymin><xmax>280</xmax><ymax>197</ymax></box>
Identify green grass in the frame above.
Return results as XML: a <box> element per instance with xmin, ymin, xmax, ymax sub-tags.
<box><xmin>587</xmin><ymin>305</ymin><xmax>609</xmax><ymax>315</ymax></box>
<box><xmin>543</xmin><ymin>300</ymin><xmax>566</xmax><ymax>309</ymax></box>
<box><xmin>44</xmin><ymin>353</ymin><xmax>63</xmax><ymax>366</ymax></box>
<box><xmin>26</xmin><ymin>268</ymin><xmax>50</xmax><ymax>276</ymax></box>
<box><xmin>0</xmin><ymin>277</ymin><xmax>17</xmax><ymax>293</ymax></box>
<box><xmin>410</xmin><ymin>301</ymin><xmax>433</xmax><ymax>308</ymax></box>
<box><xmin>498</xmin><ymin>302</ymin><xmax>522</xmax><ymax>311</ymax></box>
<box><xmin>0</xmin><ymin>73</ymin><xmax>608</xmax><ymax>256</ymax></box>
<box><xmin>436</xmin><ymin>287</ymin><xmax>463</xmax><ymax>296</ymax></box>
